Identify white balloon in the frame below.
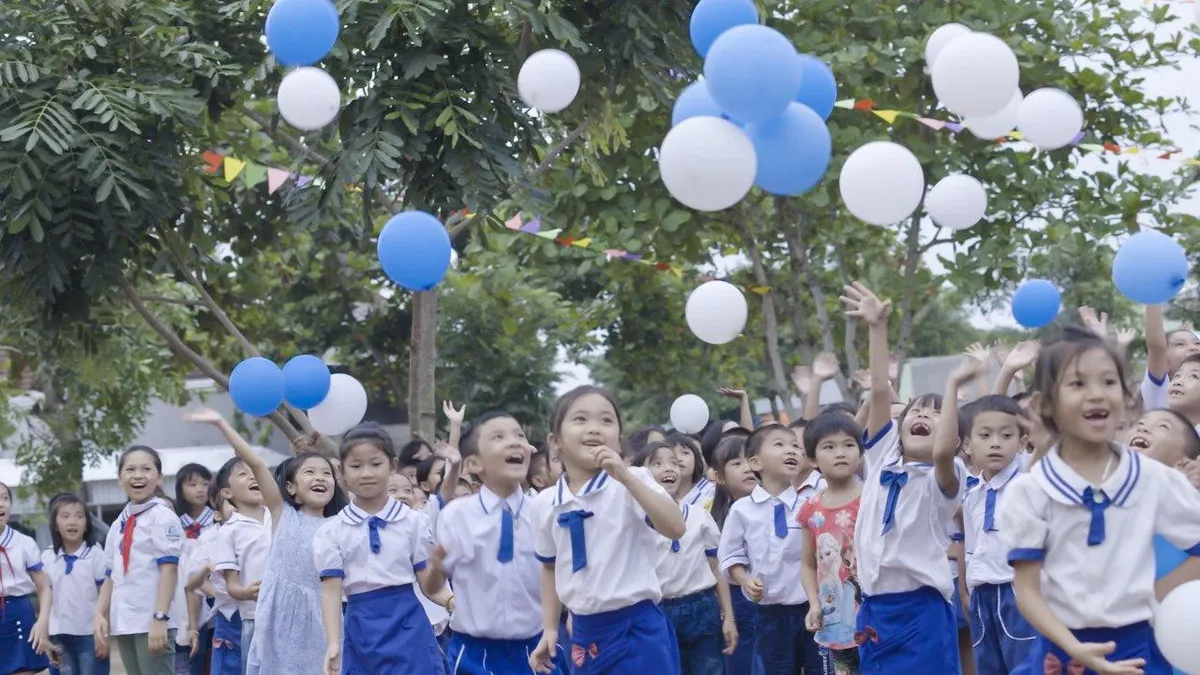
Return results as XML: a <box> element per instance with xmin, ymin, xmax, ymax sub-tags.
<box><xmin>1017</xmin><ymin>88</ymin><xmax>1084</xmax><ymax>150</ymax></box>
<box><xmin>965</xmin><ymin>90</ymin><xmax>1022</xmax><ymax>140</ymax></box>
<box><xmin>277</xmin><ymin>67</ymin><xmax>341</xmax><ymax>131</ymax></box>
<box><xmin>839</xmin><ymin>141</ymin><xmax>925</xmax><ymax>226</ymax></box>
<box><xmin>926</xmin><ymin>174</ymin><xmax>988</xmax><ymax>231</ymax></box>
<box><xmin>925</xmin><ymin>23</ymin><xmax>970</xmax><ymax>68</ymax></box>
<box><xmin>931</xmin><ymin>33</ymin><xmax>1020</xmax><ymax>118</ymax></box>
<box><xmin>1154</xmin><ymin>581</ymin><xmax>1200</xmax><ymax>673</ymax></box>
<box><xmin>670</xmin><ymin>394</ymin><xmax>710</xmax><ymax>435</ymax></box>
<box><xmin>308</xmin><ymin>373</ymin><xmax>368</xmax><ymax>436</ymax></box>
<box><xmin>659</xmin><ymin>117</ymin><xmax>756</xmax><ymax>212</ymax></box>
<box><xmin>685</xmin><ymin>280</ymin><xmax>749</xmax><ymax>345</ymax></box>
<box><xmin>517</xmin><ymin>49</ymin><xmax>581</xmax><ymax>114</ymax></box>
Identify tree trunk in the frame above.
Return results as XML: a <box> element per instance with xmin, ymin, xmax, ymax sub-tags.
<box><xmin>733</xmin><ymin>218</ymin><xmax>796</xmax><ymax>421</ymax></box>
<box><xmin>782</xmin><ymin>213</ymin><xmax>851</xmax><ymax>400</ymax></box>
<box><xmin>894</xmin><ymin>202</ymin><xmax>926</xmax><ymax>392</ymax></box>
<box><xmin>408</xmin><ymin>290</ymin><xmax>438</xmax><ymax>440</ymax></box>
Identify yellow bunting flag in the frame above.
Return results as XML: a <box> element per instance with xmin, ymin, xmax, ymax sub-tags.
<box><xmin>572</xmin><ymin>237</ymin><xmax>592</xmax><ymax>248</ymax></box>
<box><xmin>223</xmin><ymin>158</ymin><xmax>245</xmax><ymax>182</ymax></box>
<box><xmin>873</xmin><ymin>110</ymin><xmax>900</xmax><ymax>124</ymax></box>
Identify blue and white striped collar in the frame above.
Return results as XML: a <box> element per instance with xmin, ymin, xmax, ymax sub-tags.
<box><xmin>478</xmin><ymin>485</ymin><xmax>525</xmax><ymax>516</ymax></box>
<box><xmin>552</xmin><ymin>470</ymin><xmax>611</xmax><ymax>506</ymax></box>
<box><xmin>180</xmin><ymin>506</ymin><xmax>214</xmax><ymax>529</ymax></box>
<box><xmin>340</xmin><ymin>497</ymin><xmax>406</xmax><ymax>525</ymax></box>
<box><xmin>969</xmin><ymin>458</ymin><xmax>1021</xmax><ymax>495</ymax></box>
<box><xmin>57</xmin><ymin>544</ymin><xmax>92</xmax><ymax>560</ymax></box>
<box><xmin>0</xmin><ymin>526</ymin><xmax>13</xmax><ymax>548</ymax></box>
<box><xmin>683</xmin><ymin>477</ymin><xmax>711</xmax><ymax>505</ymax></box>
<box><xmin>1034</xmin><ymin>444</ymin><xmax>1141</xmax><ymax>508</ymax></box>
<box><xmin>750</xmin><ymin>484</ymin><xmax>801</xmax><ymax>510</ymax></box>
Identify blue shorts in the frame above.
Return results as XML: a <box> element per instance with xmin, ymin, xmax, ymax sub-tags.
<box><xmin>1015</xmin><ymin>622</ymin><xmax>1172</xmax><ymax>675</ymax></box>
<box><xmin>211</xmin><ymin>611</ymin><xmax>242</xmax><ymax>675</ymax></box>
<box><xmin>447</xmin><ymin>632</ymin><xmax>556</xmax><ymax>675</ymax></box>
<box><xmin>569</xmin><ymin>600</ymin><xmax>680</xmax><ymax>675</ymax></box>
<box><xmin>969</xmin><ymin>582</ymin><xmax>1035</xmax><ymax>674</ymax></box>
<box><xmin>857</xmin><ymin>587</ymin><xmax>960</xmax><ymax>675</ymax></box>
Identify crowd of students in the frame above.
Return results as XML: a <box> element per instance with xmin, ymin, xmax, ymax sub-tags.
<box><xmin>2</xmin><ymin>281</ymin><xmax>1199</xmax><ymax>675</ymax></box>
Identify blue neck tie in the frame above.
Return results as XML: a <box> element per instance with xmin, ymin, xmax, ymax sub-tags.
<box><xmin>368</xmin><ymin>516</ymin><xmax>387</xmax><ymax>554</ymax></box>
<box><xmin>670</xmin><ymin>539</ymin><xmax>681</xmax><ymax>553</ymax></box>
<box><xmin>773</xmin><ymin>503</ymin><xmax>788</xmax><ymax>538</ymax></box>
<box><xmin>557</xmin><ymin>510</ymin><xmax>594</xmax><ymax>572</ymax></box>
<box><xmin>966</xmin><ymin>475</ymin><xmax>980</xmax><ymax>491</ymax></box>
<box><xmin>983</xmin><ymin>488</ymin><xmax>999</xmax><ymax>532</ymax></box>
<box><xmin>497</xmin><ymin>507</ymin><xmax>514</xmax><ymax>564</ymax></box>
<box><xmin>880</xmin><ymin>471</ymin><xmax>908</xmax><ymax>535</ymax></box>
<box><xmin>63</xmin><ymin>554</ymin><xmax>78</xmax><ymax>575</ymax></box>
<box><xmin>1081</xmin><ymin>487</ymin><xmax>1111</xmax><ymax>546</ymax></box>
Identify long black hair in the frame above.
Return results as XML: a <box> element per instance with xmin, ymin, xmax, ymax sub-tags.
<box><xmin>274</xmin><ymin>452</ymin><xmax>347</xmax><ymax>518</ymax></box>
<box><xmin>48</xmin><ymin>493</ymin><xmax>97</xmax><ymax>554</ymax></box>
<box><xmin>173</xmin><ymin>463</ymin><xmax>213</xmax><ymax>516</ymax></box>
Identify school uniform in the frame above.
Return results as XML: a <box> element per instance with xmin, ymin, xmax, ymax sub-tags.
<box><xmin>213</xmin><ymin>507</ymin><xmax>270</xmax><ymax>675</ymax></box>
<box><xmin>104</xmin><ymin>498</ymin><xmax>184</xmax><ymax>675</ymax></box>
<box><xmin>681</xmin><ymin>477</ymin><xmax>717</xmax><ymax>510</ymax></box>
<box><xmin>180</xmin><ymin>507</ymin><xmax>216</xmax><ymax>541</ymax></box>
<box><xmin>190</xmin><ymin>526</ymin><xmax>241</xmax><ymax>675</ymax></box>
<box><xmin>313</xmin><ymin>497</ymin><xmax>447</xmax><ymax>675</ymax></box>
<box><xmin>854</xmin><ymin>421</ymin><xmax>965</xmax><ymax>675</ymax></box>
<box><xmin>42</xmin><ymin>543</ymin><xmax>110</xmax><ymax>675</ymax></box>
<box><xmin>718</xmin><ymin>485</ymin><xmax>822</xmax><ymax>675</ymax></box>
<box><xmin>178</xmin><ymin>511</ymin><xmax>216</xmax><ymax>675</ymax></box>
<box><xmin>1001</xmin><ymin>445</ymin><xmax>1200</xmax><ymax>674</ymax></box>
<box><xmin>1142</xmin><ymin>369</ymin><xmax>1169</xmax><ymax>412</ymax></box>
<box><xmin>794</xmin><ymin>470</ymin><xmax>826</xmax><ymax>502</ymax></box>
<box><xmin>420</xmin><ymin>495</ymin><xmax>451</xmax><ymax>640</ymax></box>
<box><xmin>532</xmin><ymin>467</ymin><xmax>681</xmax><ymax>675</ymax></box>
<box><xmin>962</xmin><ymin>458</ymin><xmax>1035</xmax><ymax>674</ymax></box>
<box><xmin>657</xmin><ymin>502</ymin><xmax>723</xmax><ymax>675</ymax></box>
<box><xmin>0</xmin><ymin>525</ymin><xmax>52</xmax><ymax>674</ymax></box>
<box><xmin>437</xmin><ymin>486</ymin><xmax>556</xmax><ymax>674</ymax></box>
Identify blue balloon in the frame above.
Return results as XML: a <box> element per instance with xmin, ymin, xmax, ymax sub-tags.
<box><xmin>704</xmin><ymin>25</ymin><xmax>803</xmax><ymax>124</ymax></box>
<box><xmin>1112</xmin><ymin>230</ymin><xmax>1189</xmax><ymax>305</ymax></box>
<box><xmin>1155</xmin><ymin>534</ymin><xmax>1188</xmax><ymax>580</ymax></box>
<box><xmin>671</xmin><ymin>81</ymin><xmax>726</xmax><ymax>127</ymax></box>
<box><xmin>689</xmin><ymin>0</ymin><xmax>758</xmax><ymax>58</ymax></box>
<box><xmin>378</xmin><ymin>211</ymin><xmax>452</xmax><ymax>291</ymax></box>
<box><xmin>1011</xmin><ymin>279</ymin><xmax>1061</xmax><ymax>328</ymax></box>
<box><xmin>229</xmin><ymin>357</ymin><xmax>285</xmax><ymax>417</ymax></box>
<box><xmin>265</xmin><ymin>0</ymin><xmax>340</xmax><ymax>67</ymax></box>
<box><xmin>282</xmin><ymin>355</ymin><xmax>331</xmax><ymax>410</ymax></box>
<box><xmin>795</xmin><ymin>55</ymin><xmax>837</xmax><ymax>120</ymax></box>
<box><xmin>744</xmin><ymin>103</ymin><xmax>831</xmax><ymax>196</ymax></box>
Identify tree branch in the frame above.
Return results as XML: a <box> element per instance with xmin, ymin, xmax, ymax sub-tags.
<box><xmin>532</xmin><ymin>122</ymin><xmax>590</xmax><ymax>177</ymax></box>
<box><xmin>138</xmin><ymin>294</ymin><xmax>205</xmax><ymax>307</ymax></box>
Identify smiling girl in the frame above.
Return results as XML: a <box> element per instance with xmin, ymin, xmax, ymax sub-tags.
<box><xmin>0</xmin><ymin>481</ymin><xmax>53</xmax><ymax>675</ymax></box>
<box><xmin>42</xmin><ymin>493</ymin><xmax>110</xmax><ymax>675</ymax></box>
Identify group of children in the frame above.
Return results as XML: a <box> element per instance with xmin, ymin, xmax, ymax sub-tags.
<box><xmin>2</xmin><ymin>280</ymin><xmax>1200</xmax><ymax>675</ymax></box>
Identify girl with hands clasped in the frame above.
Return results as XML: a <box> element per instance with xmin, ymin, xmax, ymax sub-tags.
<box><xmin>528</xmin><ymin>386</ymin><xmax>685</xmax><ymax>675</ymax></box>
<box><xmin>0</xmin><ymin>481</ymin><xmax>54</xmax><ymax>675</ymax></box>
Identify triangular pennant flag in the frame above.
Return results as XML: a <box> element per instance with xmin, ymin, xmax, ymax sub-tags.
<box><xmin>852</xmin><ymin>99</ymin><xmax>875</xmax><ymax>111</ymax></box>
<box><xmin>296</xmin><ymin>175</ymin><xmax>312</xmax><ymax>188</ymax></box>
<box><xmin>834</xmin><ymin>99</ymin><xmax>855</xmax><ymax>110</ymax></box>
<box><xmin>1007</xmin><ymin>131</ymin><xmax>1024</xmax><ymax>140</ymax></box>
<box><xmin>519</xmin><ymin>218</ymin><xmax>541</xmax><ymax>234</ymax></box>
<box><xmin>622</xmin><ymin>252</ymin><xmax>642</xmax><ymax>261</ymax></box>
<box><xmin>872</xmin><ymin>110</ymin><xmax>899</xmax><ymax>124</ymax></box>
<box><xmin>201</xmin><ymin>151</ymin><xmax>224</xmax><ymax>174</ymax></box>
<box><xmin>266</xmin><ymin>168</ymin><xmax>290</xmax><ymax>194</ymax></box>
<box><xmin>748</xmin><ymin>285</ymin><xmax>772</xmax><ymax>295</ymax></box>
<box><xmin>1068</xmin><ymin>131</ymin><xmax>1085</xmax><ymax>146</ymax></box>
<box><xmin>504</xmin><ymin>213</ymin><xmax>523</xmax><ymax>230</ymax></box>
<box><xmin>944</xmin><ymin>122</ymin><xmax>964</xmax><ymax>134</ymax></box>
<box><xmin>535</xmin><ymin>228</ymin><xmax>562</xmax><ymax>239</ymax></box>
<box><xmin>1078</xmin><ymin>143</ymin><xmax>1105</xmax><ymax>152</ymax></box>
<box><xmin>1103</xmin><ymin>143</ymin><xmax>1121</xmax><ymax>153</ymax></box>
<box><xmin>572</xmin><ymin>237</ymin><xmax>592</xmax><ymax>248</ymax></box>
<box><xmin>603</xmin><ymin>249</ymin><xmax>627</xmax><ymax>258</ymax></box>
<box><xmin>223</xmin><ymin>158</ymin><xmax>246</xmax><ymax>182</ymax></box>
<box><xmin>1124</xmin><ymin>146</ymin><xmax>1139</xmax><ymax>155</ymax></box>
<box><xmin>242</xmin><ymin>163</ymin><xmax>267</xmax><ymax>188</ymax></box>
<box><xmin>917</xmin><ymin>117</ymin><xmax>945</xmax><ymax>131</ymax></box>
<box><xmin>654</xmin><ymin>262</ymin><xmax>671</xmax><ymax>271</ymax></box>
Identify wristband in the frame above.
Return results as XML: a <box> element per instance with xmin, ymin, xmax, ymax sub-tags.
<box><xmin>950</xmin><ymin>533</ymin><xmax>964</xmax><ymax>542</ymax></box>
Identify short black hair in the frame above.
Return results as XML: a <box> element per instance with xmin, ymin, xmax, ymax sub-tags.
<box><xmin>802</xmin><ymin>413</ymin><xmax>864</xmax><ymax>460</ymax></box>
<box><xmin>963</xmin><ymin>395</ymin><xmax>1023</xmax><ymax>436</ymax></box>
<box><xmin>621</xmin><ymin>425</ymin><xmax>664</xmax><ymax>459</ymax></box>
<box><xmin>214</xmin><ymin>457</ymin><xmax>248</xmax><ymax>508</ymax></box>
<box><xmin>416</xmin><ymin>455</ymin><xmax>445</xmax><ymax>487</ymax></box>
<box><xmin>528</xmin><ymin>449</ymin><xmax>549</xmax><ymax>486</ymax></box>
<box><xmin>820</xmin><ymin>402</ymin><xmax>858</xmax><ymax>418</ymax></box>
<box><xmin>48</xmin><ymin>493</ymin><xmax>96</xmax><ymax>554</ymax></box>
<box><xmin>398</xmin><ymin>439</ymin><xmax>433</xmax><ymax>467</ymax></box>
<box><xmin>745</xmin><ymin>424</ymin><xmax>795</xmax><ymax>458</ymax></box>
<box><xmin>1181</xmin><ymin>352</ymin><xmax>1200</xmax><ymax>369</ymax></box>
<box><xmin>274</xmin><ymin>453</ymin><xmax>347</xmax><ymax>518</ymax></box>
<box><xmin>118</xmin><ymin>445</ymin><xmax>162</xmax><ymax>474</ymax></box>
<box><xmin>461</xmin><ymin>410</ymin><xmax>519</xmax><ymax>460</ymax></box>
<box><xmin>340</xmin><ymin>423</ymin><xmax>396</xmax><ymax>462</ymax></box>
<box><xmin>663</xmin><ymin>431</ymin><xmax>705</xmax><ymax>484</ymax></box>
<box><xmin>788</xmin><ymin>418</ymin><xmax>809</xmax><ymax>430</ymax></box>
<box><xmin>173</xmin><ymin>464</ymin><xmax>213</xmax><ymax>516</ymax></box>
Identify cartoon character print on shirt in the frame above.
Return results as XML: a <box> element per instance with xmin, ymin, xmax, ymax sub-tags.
<box><xmin>814</xmin><ymin>531</ymin><xmax>858</xmax><ymax>646</ymax></box>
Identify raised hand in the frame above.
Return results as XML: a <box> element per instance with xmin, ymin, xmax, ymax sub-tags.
<box><xmin>1005</xmin><ymin>340</ymin><xmax>1041</xmax><ymax>372</ymax></box>
<box><xmin>965</xmin><ymin>342</ymin><xmax>991</xmax><ymax>368</ymax></box>
<box><xmin>852</xmin><ymin>369</ymin><xmax>872</xmax><ymax>391</ymax></box>
<box><xmin>950</xmin><ymin>344</ymin><xmax>988</xmax><ymax>385</ymax></box>
<box><xmin>442</xmin><ymin>400</ymin><xmax>466</xmax><ymax>425</ymax></box>
<box><xmin>183</xmin><ymin>407</ymin><xmax>224</xmax><ymax>425</ymax></box>
<box><xmin>813</xmin><ymin>352</ymin><xmax>840</xmax><ymax>381</ymax></box>
<box><xmin>840</xmin><ymin>282</ymin><xmax>892</xmax><ymax>326</ymax></box>
<box><xmin>791</xmin><ymin>365</ymin><xmax>813</xmax><ymax>394</ymax></box>
<box><xmin>1078</xmin><ymin>306</ymin><xmax>1110</xmax><ymax>338</ymax></box>
<box><xmin>716</xmin><ymin>387</ymin><xmax>747</xmax><ymax>400</ymax></box>
<box><xmin>1116</xmin><ymin>328</ymin><xmax>1137</xmax><ymax>351</ymax></box>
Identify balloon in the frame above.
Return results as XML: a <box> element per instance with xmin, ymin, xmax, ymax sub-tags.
<box><xmin>965</xmin><ymin>90</ymin><xmax>1022</xmax><ymax>140</ymax></box>
<box><xmin>1011</xmin><ymin>279</ymin><xmax>1061</xmax><ymax>328</ymax></box>
<box><xmin>229</xmin><ymin>357</ymin><xmax>285</xmax><ymax>417</ymax></box>
<box><xmin>277</xmin><ymin>68</ymin><xmax>340</xmax><ymax>131</ymax></box>
<box><xmin>1018</xmin><ymin>88</ymin><xmax>1084</xmax><ymax>150</ymax></box>
<box><xmin>704</xmin><ymin>25</ymin><xmax>802</xmax><ymax>123</ymax></box>
<box><xmin>744</xmin><ymin>103</ymin><xmax>831</xmax><ymax>196</ymax></box>
<box><xmin>1155</xmin><ymin>581</ymin><xmax>1200</xmax><ymax>674</ymax></box>
<box><xmin>282</xmin><ymin>355</ymin><xmax>332</xmax><ymax>410</ymax></box>
<box><xmin>1155</xmin><ymin>535</ymin><xmax>1188</xmax><ymax>580</ymax></box>
<box><xmin>925</xmin><ymin>23</ymin><xmax>971</xmax><ymax>68</ymax></box>
<box><xmin>308</xmin><ymin>373</ymin><xmax>368</xmax><ymax>436</ymax></box>
<box><xmin>659</xmin><ymin>117</ymin><xmax>756</xmax><ymax>212</ymax></box>
<box><xmin>931</xmin><ymin>32</ymin><xmax>1020</xmax><ymax>118</ymax></box>
<box><xmin>377</xmin><ymin>211</ymin><xmax>452</xmax><ymax>291</ymax></box>
<box><xmin>794</xmin><ymin>55</ymin><xmax>837</xmax><ymax>120</ymax></box>
<box><xmin>672</xmin><ymin>81</ymin><xmax>725</xmax><ymax>127</ymax></box>
<box><xmin>670</xmin><ymin>394</ymin><xmax>710</xmax><ymax>434</ymax></box>
<box><xmin>925</xmin><ymin>174</ymin><xmax>988</xmax><ymax>231</ymax></box>
<box><xmin>685</xmin><ymin>280</ymin><xmax>749</xmax><ymax>345</ymax></box>
<box><xmin>517</xmin><ymin>49</ymin><xmax>580</xmax><ymax>114</ymax></box>
<box><xmin>689</xmin><ymin>0</ymin><xmax>758</xmax><ymax>58</ymax></box>
<box><xmin>1112</xmin><ymin>230</ymin><xmax>1189</xmax><ymax>305</ymax></box>
<box><xmin>265</xmin><ymin>0</ymin><xmax>339</xmax><ymax>67</ymax></box>
<box><xmin>839</xmin><ymin>141</ymin><xmax>925</xmax><ymax>226</ymax></box>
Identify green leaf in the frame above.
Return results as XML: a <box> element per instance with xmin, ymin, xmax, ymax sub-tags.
<box><xmin>501</xmin><ymin>316</ymin><xmax>518</xmax><ymax>336</ymax></box>
<box><xmin>661</xmin><ymin>210</ymin><xmax>691</xmax><ymax>232</ymax></box>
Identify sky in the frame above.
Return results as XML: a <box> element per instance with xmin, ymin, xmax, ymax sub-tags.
<box><xmin>554</xmin><ymin>0</ymin><xmax>1200</xmax><ymax>394</ymax></box>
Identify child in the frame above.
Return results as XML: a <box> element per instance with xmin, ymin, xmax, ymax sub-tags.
<box><xmin>1127</xmin><ymin>408</ymin><xmax>1200</xmax><ymax>472</ymax></box>
<box><xmin>718</xmin><ymin>424</ymin><xmax>823</xmax><ymax>675</ymax></box>
<box><xmin>388</xmin><ymin>472</ymin><xmax>419</xmax><ymax>505</ymax></box>
<box><xmin>211</xmin><ymin>455</ymin><xmax>271</xmax><ymax>675</ymax></box>
<box><xmin>1168</xmin><ymin>353</ymin><xmax>1200</xmax><ymax>431</ymax></box>
<box><xmin>172</xmin><ymin>463</ymin><xmax>212</xmax><ymax>674</ymax></box>
<box><xmin>671</xmin><ymin>432</ymin><xmax>716</xmax><ymax>510</ymax></box>
<box><xmin>710</xmin><ymin>434</ymin><xmax>765</xmax><ymax>675</ymax></box>
<box><xmin>398</xmin><ymin>438</ymin><xmax>435</xmax><ymax>484</ymax></box>
<box><xmin>416</xmin><ymin>455</ymin><xmax>448</xmax><ymax>497</ymax></box>
<box><xmin>528</xmin><ymin>386</ymin><xmax>685</xmax><ymax>674</ymax></box>
<box><xmin>314</xmin><ymin>422</ymin><xmax>453</xmax><ymax>675</ymax></box>
<box><xmin>42</xmin><ymin>493</ymin><xmax>110</xmax><ymax>675</ymax></box>
<box><xmin>841</xmin><ymin>282</ymin><xmax>964</xmax><ymax>674</ymax></box>
<box><xmin>1002</xmin><ymin>326</ymin><xmax>1200</xmax><ymax>674</ymax></box>
<box><xmin>435</xmin><ymin>410</ymin><xmax>558</xmax><ymax>674</ymax></box>
<box><xmin>1135</xmin><ymin>305</ymin><xmax>1198</xmax><ymax>411</ymax></box>
<box><xmin>175</xmin><ymin>464</ymin><xmax>215</xmax><ymax>541</ymax></box>
<box><xmin>633</xmin><ymin>442</ymin><xmax>736</xmax><ymax>675</ymax></box>
<box><xmin>0</xmin><ymin>481</ymin><xmax>53</xmax><ymax>675</ymax></box>
<box><xmin>527</xmin><ymin>447</ymin><xmax>554</xmax><ymax>494</ymax></box>
<box><xmin>94</xmin><ymin>446</ymin><xmax>183</xmax><ymax>675</ymax></box>
<box><xmin>798</xmin><ymin>413</ymin><xmax>864</xmax><ymax>675</ymax></box>
<box><xmin>185</xmin><ymin>484</ymin><xmax>239</xmax><ymax>675</ymax></box>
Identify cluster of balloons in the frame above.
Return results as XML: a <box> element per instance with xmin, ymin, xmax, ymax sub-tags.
<box><xmin>377</xmin><ymin>211</ymin><xmax>453</xmax><ymax>292</ymax></box>
<box><xmin>229</xmin><ymin>356</ymin><xmax>369</xmax><ymax>436</ymax></box>
<box><xmin>265</xmin><ymin>0</ymin><xmax>342</xmax><ymax>131</ymax></box>
<box><xmin>518</xmin><ymin>49</ymin><xmax>581</xmax><ymax>114</ymax></box>
<box><xmin>660</xmin><ymin>0</ymin><xmax>837</xmax><ymax>211</ymax></box>
<box><xmin>928</xmin><ymin>24</ymin><xmax>1083</xmax><ymax>150</ymax></box>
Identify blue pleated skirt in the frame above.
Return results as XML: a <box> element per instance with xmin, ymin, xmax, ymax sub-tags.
<box><xmin>342</xmin><ymin>585</ymin><xmax>446</xmax><ymax>675</ymax></box>
<box><xmin>0</xmin><ymin>595</ymin><xmax>51</xmax><ymax>674</ymax></box>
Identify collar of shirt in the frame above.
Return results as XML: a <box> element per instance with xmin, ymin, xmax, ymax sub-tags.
<box><xmin>552</xmin><ymin>469</ymin><xmax>613</xmax><ymax>506</ymax></box>
<box><xmin>0</xmin><ymin>525</ymin><xmax>13</xmax><ymax>548</ymax></box>
<box><xmin>121</xmin><ymin>497</ymin><xmax>166</xmax><ymax>522</ymax></box>
<box><xmin>225</xmin><ymin>509</ymin><xmax>269</xmax><ymax>528</ymax></box>
<box><xmin>796</xmin><ymin>470</ymin><xmax>824</xmax><ymax>492</ymax></box>
<box><xmin>749</xmin><ymin>484</ymin><xmax>801</xmax><ymax>510</ymax></box>
<box><xmin>478</xmin><ymin>486</ymin><xmax>526</xmax><ymax>516</ymax></box>
<box><xmin>1033</xmin><ymin>444</ymin><xmax>1141</xmax><ymax>508</ymax></box>
<box><xmin>340</xmin><ymin>497</ymin><xmax>408</xmax><ymax>526</ymax></box>
<box><xmin>181</xmin><ymin>506</ymin><xmax>215</xmax><ymax>529</ymax></box>
<box><xmin>981</xmin><ymin>458</ymin><xmax>1021</xmax><ymax>492</ymax></box>
<box><xmin>57</xmin><ymin>544</ymin><xmax>93</xmax><ymax>561</ymax></box>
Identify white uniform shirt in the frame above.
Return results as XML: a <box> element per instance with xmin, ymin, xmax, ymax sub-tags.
<box><xmin>681</xmin><ymin>478</ymin><xmax>717</xmax><ymax>509</ymax></box>
<box><xmin>796</xmin><ymin>470</ymin><xmax>827</xmax><ymax>503</ymax></box>
<box><xmin>532</xmin><ymin>467</ymin><xmax>672</xmax><ymax>615</ymax></box>
<box><xmin>0</xmin><ymin>526</ymin><xmax>44</xmax><ymax>596</ymax></box>
<box><xmin>1001</xmin><ymin>445</ymin><xmax>1200</xmax><ymax>629</ymax></box>
<box><xmin>187</xmin><ymin>526</ymin><xmax>235</xmax><ymax>621</ymax></box>
<box><xmin>212</xmin><ymin>509</ymin><xmax>270</xmax><ymax>621</ymax></box>
<box><xmin>854</xmin><ymin>422</ymin><xmax>965</xmax><ymax>601</ymax></box>
<box><xmin>963</xmin><ymin>458</ymin><xmax>1021</xmax><ymax>590</ymax></box>
<box><xmin>313</xmin><ymin>497</ymin><xmax>434</xmax><ymax>597</ymax></box>
<box><xmin>104</xmin><ymin>498</ymin><xmax>184</xmax><ymax>635</ymax></box>
<box><xmin>437</xmin><ymin>486</ymin><xmax>541</xmax><ymax>640</ymax></box>
<box><xmin>42</xmin><ymin>544</ymin><xmax>106</xmax><ymax>635</ymax></box>
<box><xmin>718</xmin><ymin>485</ymin><xmax>809</xmax><ymax>606</ymax></box>
<box><xmin>180</xmin><ymin>507</ymin><xmax>216</xmax><ymax>541</ymax></box>
<box><xmin>656</xmin><ymin>503</ymin><xmax>720</xmax><ymax>599</ymax></box>
<box><xmin>1141</xmin><ymin>370</ymin><xmax>1168</xmax><ymax>412</ymax></box>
